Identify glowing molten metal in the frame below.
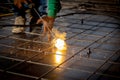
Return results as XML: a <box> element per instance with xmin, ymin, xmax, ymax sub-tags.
<box><xmin>55</xmin><ymin>38</ymin><xmax>66</xmax><ymax>50</ymax></box>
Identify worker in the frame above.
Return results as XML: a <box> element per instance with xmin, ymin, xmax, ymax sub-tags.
<box><xmin>12</xmin><ymin>0</ymin><xmax>61</xmax><ymax>40</ymax></box>
<box><xmin>37</xmin><ymin>0</ymin><xmax>61</xmax><ymax>41</ymax></box>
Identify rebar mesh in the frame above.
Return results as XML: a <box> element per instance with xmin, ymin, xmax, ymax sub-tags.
<box><xmin>0</xmin><ymin>1</ymin><xmax>120</xmax><ymax>80</ymax></box>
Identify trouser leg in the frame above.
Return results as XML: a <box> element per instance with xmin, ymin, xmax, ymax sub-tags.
<box><xmin>12</xmin><ymin>7</ymin><xmax>26</xmax><ymax>33</ymax></box>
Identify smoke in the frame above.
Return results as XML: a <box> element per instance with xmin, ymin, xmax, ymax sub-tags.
<box><xmin>52</xmin><ymin>28</ymin><xmax>67</xmax><ymax>50</ymax></box>
<box><xmin>52</xmin><ymin>28</ymin><xmax>66</xmax><ymax>40</ymax></box>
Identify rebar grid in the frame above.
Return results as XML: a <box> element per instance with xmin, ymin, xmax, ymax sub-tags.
<box><xmin>0</xmin><ymin>15</ymin><xmax>120</xmax><ymax>80</ymax></box>
<box><xmin>0</xmin><ymin>2</ymin><xmax>120</xmax><ymax>80</ymax></box>
<box><xmin>36</xmin><ymin>23</ymin><xmax>119</xmax><ymax>80</ymax></box>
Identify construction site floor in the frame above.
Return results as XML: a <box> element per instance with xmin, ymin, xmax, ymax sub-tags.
<box><xmin>0</xmin><ymin>2</ymin><xmax>120</xmax><ymax>80</ymax></box>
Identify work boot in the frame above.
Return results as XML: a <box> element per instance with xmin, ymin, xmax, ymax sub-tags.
<box><xmin>12</xmin><ymin>16</ymin><xmax>25</xmax><ymax>33</ymax></box>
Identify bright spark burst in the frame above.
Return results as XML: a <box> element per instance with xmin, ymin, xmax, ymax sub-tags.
<box><xmin>52</xmin><ymin>28</ymin><xmax>67</xmax><ymax>51</ymax></box>
<box><xmin>55</xmin><ymin>38</ymin><xmax>66</xmax><ymax>50</ymax></box>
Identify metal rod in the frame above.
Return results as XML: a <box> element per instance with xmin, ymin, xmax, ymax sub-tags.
<box><xmin>33</xmin><ymin>8</ymin><xmax>55</xmax><ymax>38</ymax></box>
<box><xmin>33</xmin><ymin>8</ymin><xmax>41</xmax><ymax>18</ymax></box>
<box><xmin>86</xmin><ymin>49</ymin><xmax>120</xmax><ymax>80</ymax></box>
<box><xmin>0</xmin><ymin>55</ymin><xmax>118</xmax><ymax>80</ymax></box>
<box><xmin>66</xmin><ymin>17</ymin><xmax>109</xmax><ymax>40</ymax></box>
<box><xmin>0</xmin><ymin>40</ymin><xmax>119</xmax><ymax>65</ymax></box>
<box><xmin>3</xmin><ymin>44</ymin><xmax>53</xmax><ymax>71</ymax></box>
<box><xmin>0</xmin><ymin>16</ymin><xmax>113</xmax><ymax>77</ymax></box>
<box><xmin>6</xmin><ymin>71</ymin><xmax>39</xmax><ymax>79</ymax></box>
<box><xmin>72</xmin><ymin>32</ymin><xmax>119</xmax><ymax>45</ymax></box>
<box><xmin>36</xmin><ymin>22</ymin><xmax>118</xmax><ymax>80</ymax></box>
<box><xmin>0</xmin><ymin>6</ymin><xmax>120</xmax><ymax>80</ymax></box>
<box><xmin>0</xmin><ymin>24</ymin><xmax>42</xmax><ymax>27</ymax></box>
<box><xmin>0</xmin><ymin>54</ymin><xmax>120</xmax><ymax>79</ymax></box>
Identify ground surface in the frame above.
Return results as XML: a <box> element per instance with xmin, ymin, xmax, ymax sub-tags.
<box><xmin>0</xmin><ymin>1</ymin><xmax>120</xmax><ymax>80</ymax></box>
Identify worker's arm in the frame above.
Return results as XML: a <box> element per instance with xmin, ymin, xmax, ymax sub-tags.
<box><xmin>37</xmin><ymin>0</ymin><xmax>61</xmax><ymax>41</ymax></box>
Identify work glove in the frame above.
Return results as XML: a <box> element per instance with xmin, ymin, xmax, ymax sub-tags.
<box><xmin>14</xmin><ymin>0</ymin><xmax>32</xmax><ymax>8</ymax></box>
<box><xmin>37</xmin><ymin>16</ymin><xmax>55</xmax><ymax>41</ymax></box>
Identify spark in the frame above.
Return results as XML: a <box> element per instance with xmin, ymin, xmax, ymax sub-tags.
<box><xmin>55</xmin><ymin>38</ymin><xmax>66</xmax><ymax>50</ymax></box>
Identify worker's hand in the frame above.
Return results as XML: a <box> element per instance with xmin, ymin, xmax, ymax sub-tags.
<box><xmin>14</xmin><ymin>0</ymin><xmax>32</xmax><ymax>8</ymax></box>
<box><xmin>37</xmin><ymin>16</ymin><xmax>55</xmax><ymax>41</ymax></box>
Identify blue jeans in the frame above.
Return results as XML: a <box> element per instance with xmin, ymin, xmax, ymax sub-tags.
<box><xmin>12</xmin><ymin>0</ymin><xmax>47</xmax><ymax>18</ymax></box>
<box><xmin>38</xmin><ymin>0</ymin><xmax>47</xmax><ymax>16</ymax></box>
<box><xmin>11</xmin><ymin>0</ymin><xmax>47</xmax><ymax>31</ymax></box>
